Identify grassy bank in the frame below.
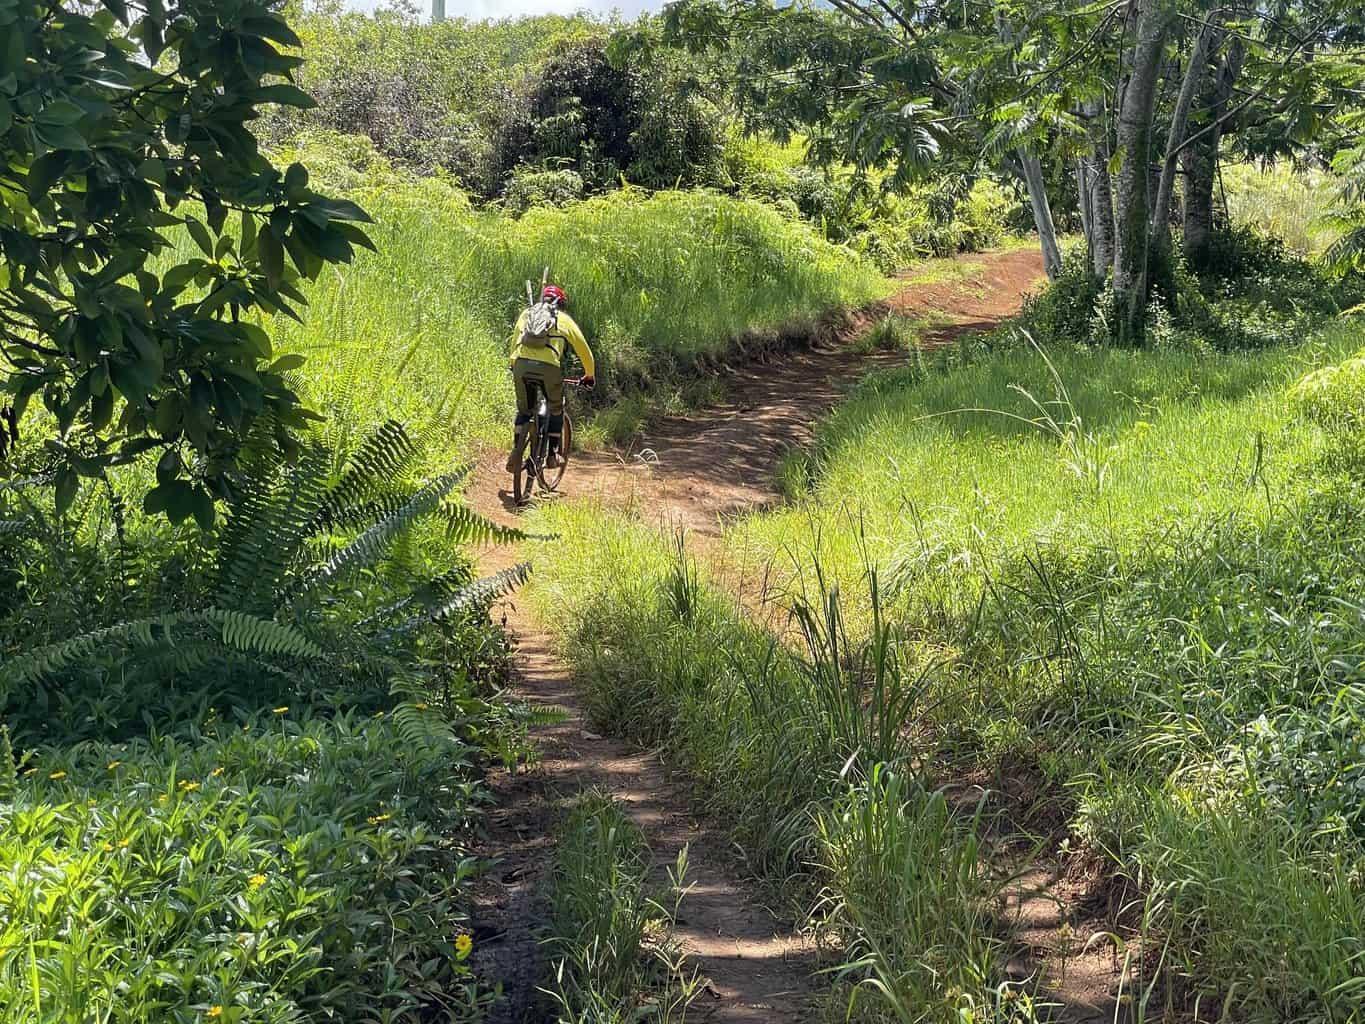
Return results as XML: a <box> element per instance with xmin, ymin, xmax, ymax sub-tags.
<box><xmin>526</xmin><ymin>287</ymin><xmax>1365</xmax><ymax>1019</ymax></box>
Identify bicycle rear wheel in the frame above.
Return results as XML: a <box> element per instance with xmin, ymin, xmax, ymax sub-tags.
<box><xmin>536</xmin><ymin>413</ymin><xmax>571</xmax><ymax>493</ymax></box>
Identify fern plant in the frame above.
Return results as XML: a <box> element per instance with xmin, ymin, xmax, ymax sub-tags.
<box><xmin>1</xmin><ymin>419</ymin><xmax>536</xmax><ymax>735</ymax></box>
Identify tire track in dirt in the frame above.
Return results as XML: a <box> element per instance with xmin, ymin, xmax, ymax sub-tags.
<box><xmin>465</xmin><ymin>248</ymin><xmax>1111</xmax><ymax>1022</ymax></box>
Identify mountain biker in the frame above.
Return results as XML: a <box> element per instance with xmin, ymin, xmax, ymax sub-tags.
<box><xmin>506</xmin><ymin>283</ymin><xmax>596</xmax><ymax>473</ymax></box>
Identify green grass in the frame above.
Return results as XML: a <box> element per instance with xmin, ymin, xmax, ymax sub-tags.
<box><xmin>736</xmin><ymin>325</ymin><xmax>1360</xmax><ymax>621</ymax></box>
<box><xmin>545</xmin><ymin>792</ymin><xmax>699</xmax><ymax>1023</ymax></box>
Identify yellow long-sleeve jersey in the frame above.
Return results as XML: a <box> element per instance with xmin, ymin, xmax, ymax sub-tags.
<box><xmin>509</xmin><ymin>309</ymin><xmax>596</xmax><ymax>378</ymax></box>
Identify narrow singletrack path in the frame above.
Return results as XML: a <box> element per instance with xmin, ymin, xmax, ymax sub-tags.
<box><xmin>467</xmin><ymin>248</ymin><xmax>1053</xmax><ymax>1022</ymax></box>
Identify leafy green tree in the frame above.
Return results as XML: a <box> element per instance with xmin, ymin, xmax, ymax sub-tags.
<box><xmin>0</xmin><ymin>0</ymin><xmax>372</xmax><ymax>524</ymax></box>
<box><xmin>661</xmin><ymin>0</ymin><xmax>1365</xmax><ymax>343</ymax></box>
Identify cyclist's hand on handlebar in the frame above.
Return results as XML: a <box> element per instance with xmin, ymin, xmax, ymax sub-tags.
<box><xmin>581</xmin><ymin>375</ymin><xmax>596</xmax><ymax>390</ymax></box>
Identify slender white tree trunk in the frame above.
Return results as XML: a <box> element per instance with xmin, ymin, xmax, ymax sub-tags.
<box><xmin>1020</xmin><ymin>150</ymin><xmax>1063</xmax><ymax>280</ymax></box>
<box><xmin>1153</xmin><ymin>18</ymin><xmax>1220</xmax><ymax>248</ymax></box>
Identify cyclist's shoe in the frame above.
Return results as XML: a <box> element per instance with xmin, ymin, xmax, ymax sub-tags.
<box><xmin>545</xmin><ymin>451</ymin><xmax>561</xmax><ymax>469</ymax></box>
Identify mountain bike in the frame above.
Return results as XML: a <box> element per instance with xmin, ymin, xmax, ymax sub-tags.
<box><xmin>513</xmin><ymin>377</ymin><xmax>587</xmax><ymax>506</ymax></box>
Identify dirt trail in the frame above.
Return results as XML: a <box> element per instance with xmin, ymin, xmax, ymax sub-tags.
<box><xmin>466</xmin><ymin>248</ymin><xmax>1105</xmax><ymax>1022</ymax></box>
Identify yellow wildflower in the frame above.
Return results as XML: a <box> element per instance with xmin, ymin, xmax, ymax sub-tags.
<box><xmin>272</xmin><ymin>706</ymin><xmax>289</xmax><ymax>715</ymax></box>
<box><xmin>178</xmin><ymin>780</ymin><xmax>201</xmax><ymax>793</ymax></box>
<box><xmin>211</xmin><ymin>767</ymin><xmax>224</xmax><ymax>777</ymax></box>
<box><xmin>103</xmin><ymin>842</ymin><xmax>114</xmax><ymax>852</ymax></box>
<box><xmin>107</xmin><ymin>760</ymin><xmax>121</xmax><ymax>771</ymax></box>
<box><xmin>414</xmin><ymin>702</ymin><xmax>428</xmax><ymax>710</ymax></box>
<box><xmin>207</xmin><ymin>1008</ymin><xmax>223</xmax><ymax>1020</ymax></box>
<box><xmin>366</xmin><ymin>813</ymin><xmax>391</xmax><ymax>825</ymax></box>
<box><xmin>158</xmin><ymin>794</ymin><xmax>169</xmax><ymax>804</ymax></box>
<box><xmin>22</xmin><ymin>767</ymin><xmax>36</xmax><ymax>777</ymax></box>
<box><xmin>248</xmin><ymin>874</ymin><xmax>267</xmax><ymax>890</ymax></box>
<box><xmin>455</xmin><ymin>933</ymin><xmax>473</xmax><ymax>958</ymax></box>
<box><xmin>118</xmin><ymin>838</ymin><xmax>130</xmax><ymax>849</ymax></box>
<box><xmin>48</xmin><ymin>770</ymin><xmax>67</xmax><ymax>780</ymax></box>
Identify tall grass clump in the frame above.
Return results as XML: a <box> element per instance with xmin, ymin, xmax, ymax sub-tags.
<box><xmin>544</xmin><ymin>792</ymin><xmax>699</xmax><ymax>1023</ymax></box>
<box><xmin>819</xmin><ymin>768</ymin><xmax>1004</xmax><ymax>1024</ymax></box>
<box><xmin>1223</xmin><ymin>162</ymin><xmax>1342</xmax><ymax>257</ymax></box>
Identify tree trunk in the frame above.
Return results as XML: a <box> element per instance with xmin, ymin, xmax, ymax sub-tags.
<box><xmin>1183</xmin><ymin>39</ymin><xmax>1240</xmax><ymax>270</ymax></box>
<box><xmin>1089</xmin><ymin>155</ymin><xmax>1116</xmax><ymax>278</ymax></box>
<box><xmin>1113</xmin><ymin>0</ymin><xmax>1173</xmax><ymax>345</ymax></box>
<box><xmin>1020</xmin><ymin>149</ymin><xmax>1063</xmax><ymax>280</ymax></box>
<box><xmin>1079</xmin><ymin>100</ymin><xmax>1116</xmax><ymax>279</ymax></box>
<box><xmin>1076</xmin><ymin>157</ymin><xmax>1093</xmax><ymax>255</ymax></box>
<box><xmin>1153</xmin><ymin>19</ymin><xmax>1218</xmax><ymax>250</ymax></box>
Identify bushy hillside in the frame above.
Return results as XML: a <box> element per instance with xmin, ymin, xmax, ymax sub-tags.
<box><xmin>247</xmin><ymin>134</ymin><xmax>887</xmax><ymax>453</ymax></box>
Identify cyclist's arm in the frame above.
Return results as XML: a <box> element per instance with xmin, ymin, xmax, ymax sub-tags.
<box><xmin>563</xmin><ymin>320</ymin><xmax>596</xmax><ymax>379</ymax></box>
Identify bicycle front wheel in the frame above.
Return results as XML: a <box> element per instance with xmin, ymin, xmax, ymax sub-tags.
<box><xmin>536</xmin><ymin>413</ymin><xmax>571</xmax><ymax>493</ymax></box>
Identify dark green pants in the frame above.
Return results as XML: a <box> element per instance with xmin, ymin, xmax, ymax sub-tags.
<box><xmin>512</xmin><ymin>358</ymin><xmax>564</xmax><ymax>437</ymax></box>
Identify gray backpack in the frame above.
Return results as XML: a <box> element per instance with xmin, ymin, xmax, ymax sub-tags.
<box><xmin>519</xmin><ymin>270</ymin><xmax>560</xmax><ymax>348</ymax></box>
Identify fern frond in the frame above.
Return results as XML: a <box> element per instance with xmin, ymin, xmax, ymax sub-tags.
<box><xmin>204</xmin><ymin>609</ymin><xmax>325</xmax><ymax>659</ymax></box>
<box><xmin>514</xmin><ymin>702</ymin><xmax>571</xmax><ymax>727</ymax></box>
<box><xmin>0</xmin><ymin>616</ymin><xmax>178</xmax><ymax>687</ymax></box>
<box><xmin>387</xmin><ymin>702</ymin><xmax>461</xmax><ymax>750</ymax></box>
<box><xmin>390</xmin><ymin>561</ymin><xmax>532</xmax><ymax>637</ymax></box>
<box><xmin>313</xmin><ymin>420</ymin><xmax>421</xmax><ymax>531</ymax></box>
<box><xmin>293</xmin><ymin>471</ymin><xmax>465</xmax><ymax>596</ymax></box>
<box><xmin>216</xmin><ymin>437</ymin><xmax>330</xmax><ymax>614</ymax></box>
<box><xmin>2</xmin><ymin>609</ymin><xmax>323</xmax><ymax>687</ymax></box>
<box><xmin>442</xmin><ymin>501</ymin><xmax>551</xmax><ymax>545</ymax></box>
<box><xmin>0</xmin><ymin>520</ymin><xmax>28</xmax><ymax>535</ymax></box>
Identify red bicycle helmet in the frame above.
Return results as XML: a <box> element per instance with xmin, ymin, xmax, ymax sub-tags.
<box><xmin>541</xmin><ymin>284</ymin><xmax>568</xmax><ymax>308</ymax></box>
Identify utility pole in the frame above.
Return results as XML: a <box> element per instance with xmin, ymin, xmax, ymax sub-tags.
<box><xmin>432</xmin><ymin>0</ymin><xmax>445</xmax><ymax>21</ymax></box>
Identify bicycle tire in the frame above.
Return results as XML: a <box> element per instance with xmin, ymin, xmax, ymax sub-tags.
<box><xmin>536</xmin><ymin>413</ymin><xmax>572</xmax><ymax>493</ymax></box>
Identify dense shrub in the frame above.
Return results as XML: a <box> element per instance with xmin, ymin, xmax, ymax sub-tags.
<box><xmin>1290</xmin><ymin>347</ymin><xmax>1365</xmax><ymax>463</ymax></box>
<box><xmin>489</xmin><ymin>36</ymin><xmax>724</xmax><ymax>195</ymax></box>
<box><xmin>504</xmin><ymin>167</ymin><xmax>586</xmax><ymax>215</ymax></box>
<box><xmin>0</xmin><ymin>412</ymin><xmax>527</xmax><ymax>1018</ymax></box>
<box><xmin>0</xmin><ymin>708</ymin><xmax>490</xmax><ymax>1020</ymax></box>
<box><xmin>1014</xmin><ymin>225</ymin><xmax>1365</xmax><ymax>350</ymax></box>
<box><xmin>723</xmin><ymin>134</ymin><xmax>1016</xmax><ymax>270</ymax></box>
<box><xmin>302</xmin><ymin>60</ymin><xmax>483</xmax><ymax>177</ymax></box>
